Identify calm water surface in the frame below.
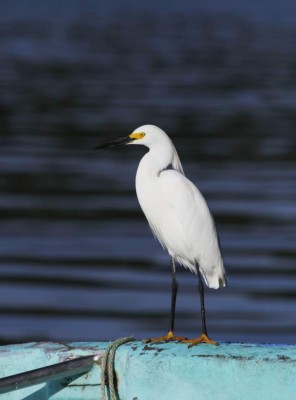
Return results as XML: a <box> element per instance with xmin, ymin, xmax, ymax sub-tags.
<box><xmin>0</xmin><ymin>3</ymin><xmax>295</xmax><ymax>344</ymax></box>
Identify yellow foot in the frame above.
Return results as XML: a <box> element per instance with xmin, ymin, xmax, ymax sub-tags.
<box><xmin>181</xmin><ymin>333</ymin><xmax>218</xmax><ymax>348</ymax></box>
<box><xmin>144</xmin><ymin>331</ymin><xmax>188</xmax><ymax>343</ymax></box>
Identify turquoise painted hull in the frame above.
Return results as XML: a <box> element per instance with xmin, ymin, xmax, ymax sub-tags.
<box><xmin>0</xmin><ymin>341</ymin><xmax>295</xmax><ymax>399</ymax></box>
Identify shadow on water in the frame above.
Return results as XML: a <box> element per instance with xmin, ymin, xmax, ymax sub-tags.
<box><xmin>0</xmin><ymin>4</ymin><xmax>296</xmax><ymax>344</ymax></box>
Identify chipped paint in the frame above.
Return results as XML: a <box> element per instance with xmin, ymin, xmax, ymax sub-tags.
<box><xmin>0</xmin><ymin>341</ymin><xmax>295</xmax><ymax>399</ymax></box>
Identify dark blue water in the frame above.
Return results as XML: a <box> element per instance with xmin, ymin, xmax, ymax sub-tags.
<box><xmin>0</xmin><ymin>2</ymin><xmax>295</xmax><ymax>345</ymax></box>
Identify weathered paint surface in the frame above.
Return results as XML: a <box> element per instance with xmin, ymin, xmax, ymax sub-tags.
<box><xmin>119</xmin><ymin>342</ymin><xmax>296</xmax><ymax>400</ymax></box>
<box><xmin>0</xmin><ymin>342</ymin><xmax>105</xmax><ymax>400</ymax></box>
<box><xmin>0</xmin><ymin>341</ymin><xmax>296</xmax><ymax>400</ymax></box>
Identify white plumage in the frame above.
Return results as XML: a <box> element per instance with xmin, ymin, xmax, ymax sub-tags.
<box><xmin>97</xmin><ymin>124</ymin><xmax>226</xmax><ymax>344</ymax></box>
<box><xmin>130</xmin><ymin>125</ymin><xmax>226</xmax><ymax>289</ymax></box>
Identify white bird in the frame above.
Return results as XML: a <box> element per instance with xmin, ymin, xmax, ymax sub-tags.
<box><xmin>97</xmin><ymin>125</ymin><xmax>226</xmax><ymax>346</ymax></box>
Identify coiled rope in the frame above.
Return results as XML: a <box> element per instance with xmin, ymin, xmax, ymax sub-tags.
<box><xmin>99</xmin><ymin>336</ymin><xmax>135</xmax><ymax>400</ymax></box>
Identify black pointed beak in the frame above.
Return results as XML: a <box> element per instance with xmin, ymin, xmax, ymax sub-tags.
<box><xmin>95</xmin><ymin>136</ymin><xmax>132</xmax><ymax>150</ymax></box>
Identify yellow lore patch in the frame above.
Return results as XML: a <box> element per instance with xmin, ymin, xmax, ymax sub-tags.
<box><xmin>129</xmin><ymin>132</ymin><xmax>145</xmax><ymax>140</ymax></box>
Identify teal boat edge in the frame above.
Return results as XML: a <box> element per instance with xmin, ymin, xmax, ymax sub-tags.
<box><xmin>0</xmin><ymin>341</ymin><xmax>295</xmax><ymax>400</ymax></box>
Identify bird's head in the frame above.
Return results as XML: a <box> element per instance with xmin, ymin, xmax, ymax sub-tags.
<box><xmin>95</xmin><ymin>125</ymin><xmax>170</xmax><ymax>150</ymax></box>
<box><xmin>96</xmin><ymin>124</ymin><xmax>184</xmax><ymax>174</ymax></box>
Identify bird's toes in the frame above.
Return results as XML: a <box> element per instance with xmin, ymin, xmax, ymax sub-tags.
<box><xmin>181</xmin><ymin>333</ymin><xmax>218</xmax><ymax>347</ymax></box>
<box><xmin>143</xmin><ymin>331</ymin><xmax>187</xmax><ymax>343</ymax></box>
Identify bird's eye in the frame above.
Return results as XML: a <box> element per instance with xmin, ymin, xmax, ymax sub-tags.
<box><xmin>130</xmin><ymin>132</ymin><xmax>145</xmax><ymax>140</ymax></box>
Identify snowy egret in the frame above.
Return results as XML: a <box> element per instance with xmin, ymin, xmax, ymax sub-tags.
<box><xmin>97</xmin><ymin>125</ymin><xmax>226</xmax><ymax>346</ymax></box>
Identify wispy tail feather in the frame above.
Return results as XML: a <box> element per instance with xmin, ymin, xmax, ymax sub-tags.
<box><xmin>201</xmin><ymin>268</ymin><xmax>227</xmax><ymax>289</ymax></box>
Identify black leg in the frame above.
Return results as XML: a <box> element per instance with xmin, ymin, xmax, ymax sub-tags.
<box><xmin>143</xmin><ymin>257</ymin><xmax>187</xmax><ymax>342</ymax></box>
<box><xmin>178</xmin><ymin>267</ymin><xmax>216</xmax><ymax>346</ymax></box>
<box><xmin>197</xmin><ymin>268</ymin><xmax>208</xmax><ymax>336</ymax></box>
<box><xmin>169</xmin><ymin>257</ymin><xmax>178</xmax><ymax>333</ymax></box>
